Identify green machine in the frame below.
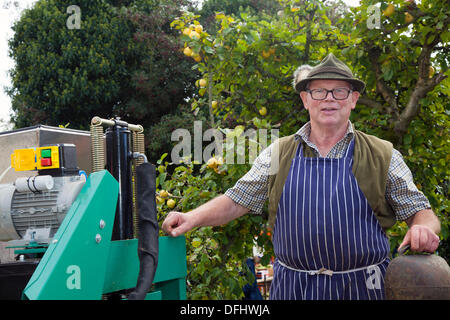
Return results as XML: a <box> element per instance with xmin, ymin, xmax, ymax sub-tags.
<box><xmin>0</xmin><ymin>117</ymin><xmax>186</xmax><ymax>300</ymax></box>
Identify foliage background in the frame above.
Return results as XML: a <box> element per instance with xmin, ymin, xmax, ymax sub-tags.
<box><xmin>6</xmin><ymin>0</ymin><xmax>449</xmax><ymax>299</ymax></box>
<box><xmin>7</xmin><ymin>0</ymin><xmax>199</xmax><ymax>130</ymax></box>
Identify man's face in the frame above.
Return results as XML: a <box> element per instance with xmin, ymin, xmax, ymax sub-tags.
<box><xmin>300</xmin><ymin>79</ymin><xmax>360</xmax><ymax>129</ymax></box>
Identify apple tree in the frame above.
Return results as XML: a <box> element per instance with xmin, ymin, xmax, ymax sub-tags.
<box><xmin>342</xmin><ymin>0</ymin><xmax>449</xmax><ymax>253</ymax></box>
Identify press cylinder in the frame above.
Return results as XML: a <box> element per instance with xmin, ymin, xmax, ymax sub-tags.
<box><xmin>106</xmin><ymin>125</ymin><xmax>133</xmax><ymax>241</ymax></box>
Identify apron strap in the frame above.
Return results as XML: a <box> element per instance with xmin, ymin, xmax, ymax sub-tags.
<box><xmin>277</xmin><ymin>258</ymin><xmax>386</xmax><ymax>276</ymax></box>
<box><xmin>344</xmin><ymin>137</ymin><xmax>355</xmax><ymax>159</ymax></box>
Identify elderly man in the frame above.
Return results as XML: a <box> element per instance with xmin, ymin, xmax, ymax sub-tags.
<box><xmin>162</xmin><ymin>53</ymin><xmax>440</xmax><ymax>300</ymax></box>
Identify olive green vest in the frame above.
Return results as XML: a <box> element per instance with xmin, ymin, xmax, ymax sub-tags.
<box><xmin>267</xmin><ymin>130</ymin><xmax>395</xmax><ymax>232</ymax></box>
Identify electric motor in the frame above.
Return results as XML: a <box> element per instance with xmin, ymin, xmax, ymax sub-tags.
<box><xmin>0</xmin><ymin>144</ymin><xmax>85</xmax><ymax>244</ymax></box>
<box><xmin>0</xmin><ymin>175</ymin><xmax>85</xmax><ymax>242</ymax></box>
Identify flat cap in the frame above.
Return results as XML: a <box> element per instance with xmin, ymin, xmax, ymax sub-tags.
<box><xmin>294</xmin><ymin>53</ymin><xmax>365</xmax><ymax>93</ymax></box>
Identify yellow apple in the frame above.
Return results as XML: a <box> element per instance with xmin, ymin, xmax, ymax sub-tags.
<box><xmin>159</xmin><ymin>190</ymin><xmax>169</xmax><ymax>198</ymax></box>
<box><xmin>183</xmin><ymin>47</ymin><xmax>193</xmax><ymax>57</ymax></box>
<box><xmin>207</xmin><ymin>157</ymin><xmax>218</xmax><ymax>169</ymax></box>
<box><xmin>259</xmin><ymin>107</ymin><xmax>267</xmax><ymax>116</ymax></box>
<box><xmin>193</xmin><ymin>54</ymin><xmax>202</xmax><ymax>62</ymax></box>
<box><xmin>189</xmin><ymin>31</ymin><xmax>200</xmax><ymax>39</ymax></box>
<box><xmin>167</xmin><ymin>199</ymin><xmax>176</xmax><ymax>209</ymax></box>
<box><xmin>156</xmin><ymin>196</ymin><xmax>165</xmax><ymax>205</ymax></box>
<box><xmin>182</xmin><ymin>28</ymin><xmax>191</xmax><ymax>36</ymax></box>
<box><xmin>211</xmin><ymin>100</ymin><xmax>218</xmax><ymax>109</ymax></box>
<box><xmin>429</xmin><ymin>66</ymin><xmax>435</xmax><ymax>78</ymax></box>
<box><xmin>195</xmin><ymin>25</ymin><xmax>203</xmax><ymax>33</ymax></box>
<box><xmin>383</xmin><ymin>4</ymin><xmax>395</xmax><ymax>17</ymax></box>
<box><xmin>262</xmin><ymin>50</ymin><xmax>271</xmax><ymax>59</ymax></box>
<box><xmin>199</xmin><ymin>79</ymin><xmax>207</xmax><ymax>88</ymax></box>
<box><xmin>404</xmin><ymin>12</ymin><xmax>414</xmax><ymax>23</ymax></box>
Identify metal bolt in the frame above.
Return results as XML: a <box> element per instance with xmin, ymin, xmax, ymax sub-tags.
<box><xmin>99</xmin><ymin>219</ymin><xmax>105</xmax><ymax>229</ymax></box>
<box><xmin>52</xmin><ymin>239</ymin><xmax>58</xmax><ymax>244</ymax></box>
<box><xmin>95</xmin><ymin>234</ymin><xmax>102</xmax><ymax>243</ymax></box>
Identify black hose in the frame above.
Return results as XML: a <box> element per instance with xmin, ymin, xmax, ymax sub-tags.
<box><xmin>128</xmin><ymin>163</ymin><xmax>159</xmax><ymax>300</ymax></box>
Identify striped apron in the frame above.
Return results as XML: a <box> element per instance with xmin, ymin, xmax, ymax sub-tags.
<box><xmin>270</xmin><ymin>139</ymin><xmax>390</xmax><ymax>300</ymax></box>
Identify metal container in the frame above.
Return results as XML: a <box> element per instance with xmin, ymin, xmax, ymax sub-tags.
<box><xmin>385</xmin><ymin>252</ymin><xmax>450</xmax><ymax>300</ymax></box>
<box><xmin>0</xmin><ymin>125</ymin><xmax>93</xmax><ymax>184</ymax></box>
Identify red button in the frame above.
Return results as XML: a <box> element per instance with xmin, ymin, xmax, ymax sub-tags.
<box><xmin>41</xmin><ymin>158</ymin><xmax>52</xmax><ymax>166</ymax></box>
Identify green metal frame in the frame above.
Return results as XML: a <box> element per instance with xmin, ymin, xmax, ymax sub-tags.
<box><xmin>104</xmin><ymin>237</ymin><xmax>186</xmax><ymax>300</ymax></box>
<box><xmin>22</xmin><ymin>170</ymin><xmax>186</xmax><ymax>300</ymax></box>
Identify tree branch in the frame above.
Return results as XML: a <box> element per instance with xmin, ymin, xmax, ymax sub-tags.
<box><xmin>392</xmin><ymin>14</ymin><xmax>449</xmax><ymax>137</ymax></box>
<box><xmin>394</xmin><ymin>71</ymin><xmax>447</xmax><ymax>137</ymax></box>
<box><xmin>367</xmin><ymin>47</ymin><xmax>399</xmax><ymax>117</ymax></box>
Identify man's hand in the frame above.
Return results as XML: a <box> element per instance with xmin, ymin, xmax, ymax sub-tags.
<box><xmin>161</xmin><ymin>195</ymin><xmax>249</xmax><ymax>237</ymax></box>
<box><xmin>399</xmin><ymin>224</ymin><xmax>440</xmax><ymax>253</ymax></box>
<box><xmin>400</xmin><ymin>209</ymin><xmax>441</xmax><ymax>253</ymax></box>
<box><xmin>162</xmin><ymin>211</ymin><xmax>193</xmax><ymax>237</ymax></box>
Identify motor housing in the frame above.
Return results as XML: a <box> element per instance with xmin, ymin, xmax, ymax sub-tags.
<box><xmin>0</xmin><ymin>175</ymin><xmax>85</xmax><ymax>243</ymax></box>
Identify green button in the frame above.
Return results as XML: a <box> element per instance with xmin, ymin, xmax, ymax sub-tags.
<box><xmin>41</xmin><ymin>149</ymin><xmax>52</xmax><ymax>158</ymax></box>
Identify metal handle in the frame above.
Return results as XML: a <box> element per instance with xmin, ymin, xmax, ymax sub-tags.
<box><xmin>397</xmin><ymin>242</ymin><xmax>441</xmax><ymax>256</ymax></box>
<box><xmin>91</xmin><ymin>116</ymin><xmax>143</xmax><ymax>133</ymax></box>
<box><xmin>397</xmin><ymin>244</ymin><xmax>410</xmax><ymax>256</ymax></box>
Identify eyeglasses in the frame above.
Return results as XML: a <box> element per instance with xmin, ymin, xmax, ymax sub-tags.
<box><xmin>306</xmin><ymin>88</ymin><xmax>352</xmax><ymax>100</ymax></box>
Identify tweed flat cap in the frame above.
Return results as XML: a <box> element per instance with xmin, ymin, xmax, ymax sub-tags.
<box><xmin>294</xmin><ymin>53</ymin><xmax>365</xmax><ymax>93</ymax></box>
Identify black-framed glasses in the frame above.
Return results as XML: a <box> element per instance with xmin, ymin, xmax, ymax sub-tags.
<box><xmin>306</xmin><ymin>88</ymin><xmax>352</xmax><ymax>100</ymax></box>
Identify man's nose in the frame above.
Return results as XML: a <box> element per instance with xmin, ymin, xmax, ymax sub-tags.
<box><xmin>324</xmin><ymin>90</ymin><xmax>335</xmax><ymax>100</ymax></box>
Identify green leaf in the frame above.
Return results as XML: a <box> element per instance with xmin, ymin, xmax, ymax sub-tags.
<box><xmin>203</xmin><ymin>45</ymin><xmax>214</xmax><ymax>54</ymax></box>
<box><xmin>403</xmin><ymin>134</ymin><xmax>412</xmax><ymax>145</ymax></box>
<box><xmin>157</xmin><ymin>153</ymin><xmax>168</xmax><ymax>165</ymax></box>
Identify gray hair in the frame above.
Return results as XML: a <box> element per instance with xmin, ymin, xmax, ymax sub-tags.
<box><xmin>292</xmin><ymin>64</ymin><xmax>313</xmax><ymax>90</ymax></box>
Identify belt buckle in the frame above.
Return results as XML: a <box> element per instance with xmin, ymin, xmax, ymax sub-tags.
<box><xmin>317</xmin><ymin>267</ymin><xmax>334</xmax><ymax>276</ymax></box>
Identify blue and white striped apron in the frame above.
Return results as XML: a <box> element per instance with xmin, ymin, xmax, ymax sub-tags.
<box><xmin>270</xmin><ymin>139</ymin><xmax>390</xmax><ymax>300</ymax></box>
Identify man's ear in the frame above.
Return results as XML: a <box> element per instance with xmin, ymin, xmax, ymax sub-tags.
<box><xmin>299</xmin><ymin>91</ymin><xmax>309</xmax><ymax>109</ymax></box>
<box><xmin>350</xmin><ymin>90</ymin><xmax>360</xmax><ymax>109</ymax></box>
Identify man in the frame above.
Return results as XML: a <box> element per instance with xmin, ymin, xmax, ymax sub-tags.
<box><xmin>162</xmin><ymin>53</ymin><xmax>441</xmax><ymax>300</ymax></box>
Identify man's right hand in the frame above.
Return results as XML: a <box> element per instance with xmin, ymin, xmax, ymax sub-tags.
<box><xmin>162</xmin><ymin>211</ymin><xmax>194</xmax><ymax>237</ymax></box>
<box><xmin>161</xmin><ymin>195</ymin><xmax>249</xmax><ymax>237</ymax></box>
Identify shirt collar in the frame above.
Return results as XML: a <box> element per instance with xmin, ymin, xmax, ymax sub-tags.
<box><xmin>294</xmin><ymin>120</ymin><xmax>355</xmax><ymax>143</ymax></box>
